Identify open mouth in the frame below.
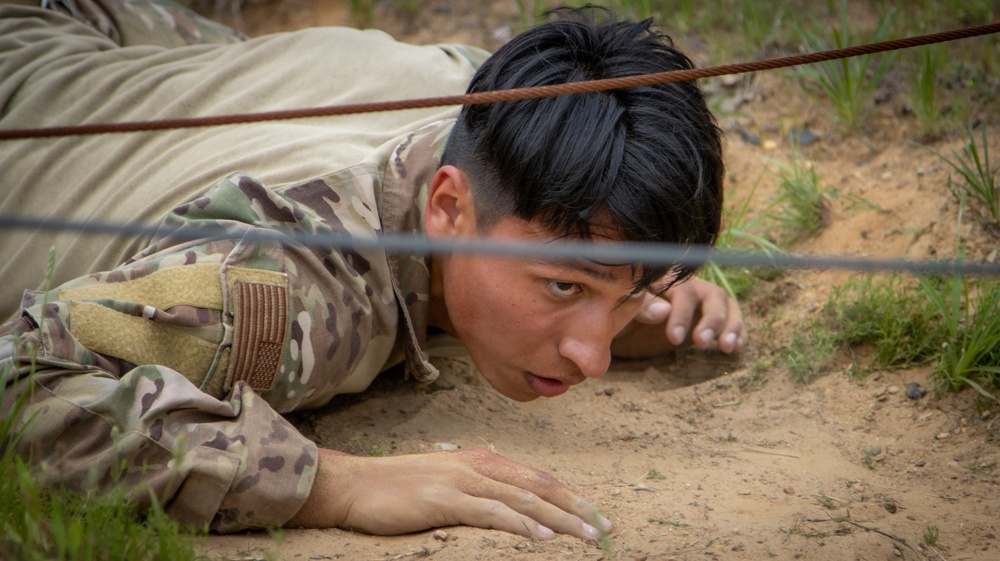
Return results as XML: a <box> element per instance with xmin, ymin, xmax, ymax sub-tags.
<box><xmin>524</xmin><ymin>372</ymin><xmax>571</xmax><ymax>398</ymax></box>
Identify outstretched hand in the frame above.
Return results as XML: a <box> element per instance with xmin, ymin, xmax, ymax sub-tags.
<box><xmin>286</xmin><ymin>447</ymin><xmax>611</xmax><ymax>541</ymax></box>
<box><xmin>611</xmin><ymin>277</ymin><xmax>744</xmax><ymax>358</ymax></box>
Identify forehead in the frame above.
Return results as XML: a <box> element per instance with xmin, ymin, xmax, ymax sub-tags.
<box><xmin>488</xmin><ymin>215</ymin><xmax>649</xmax><ymax>285</ymax></box>
<box><xmin>528</xmin><ymin>256</ymin><xmax>638</xmax><ymax>285</ymax></box>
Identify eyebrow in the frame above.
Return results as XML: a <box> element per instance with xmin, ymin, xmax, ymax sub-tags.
<box><xmin>529</xmin><ymin>257</ymin><xmax>622</xmax><ymax>283</ymax></box>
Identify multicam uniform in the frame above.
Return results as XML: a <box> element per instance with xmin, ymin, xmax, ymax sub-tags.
<box><xmin>0</xmin><ymin>1</ymin><xmax>486</xmax><ymax>531</ymax></box>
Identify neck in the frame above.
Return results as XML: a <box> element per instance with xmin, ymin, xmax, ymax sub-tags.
<box><xmin>425</xmin><ymin>253</ymin><xmax>456</xmax><ymax>336</ymax></box>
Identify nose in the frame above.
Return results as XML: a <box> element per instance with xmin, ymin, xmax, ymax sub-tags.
<box><xmin>556</xmin><ymin>308</ymin><xmax>615</xmax><ymax>379</ymax></box>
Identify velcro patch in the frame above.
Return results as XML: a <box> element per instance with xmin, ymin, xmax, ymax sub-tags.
<box><xmin>229</xmin><ymin>281</ymin><xmax>287</xmax><ymax>392</ymax></box>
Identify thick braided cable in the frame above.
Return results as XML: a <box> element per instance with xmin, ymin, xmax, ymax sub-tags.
<box><xmin>1</xmin><ymin>21</ymin><xmax>998</xmax><ymax>140</ymax></box>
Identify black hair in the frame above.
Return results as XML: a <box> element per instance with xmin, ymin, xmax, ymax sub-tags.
<box><xmin>441</xmin><ymin>6</ymin><xmax>724</xmax><ymax>290</ymax></box>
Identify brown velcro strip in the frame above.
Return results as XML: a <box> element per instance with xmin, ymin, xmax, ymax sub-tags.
<box><xmin>230</xmin><ymin>281</ymin><xmax>287</xmax><ymax>391</ymax></box>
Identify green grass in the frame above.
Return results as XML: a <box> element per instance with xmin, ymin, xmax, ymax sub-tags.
<box><xmin>347</xmin><ymin>0</ymin><xmax>376</xmax><ymax>28</ymax></box>
<box><xmin>702</xmin><ymin>174</ymin><xmax>786</xmax><ymax>299</ymax></box>
<box><xmin>766</xmin><ymin>146</ymin><xmax>830</xmax><ymax>245</ymax></box>
<box><xmin>909</xmin><ymin>45</ymin><xmax>946</xmax><ymax>140</ymax></box>
<box><xmin>778</xmin><ymin>269</ymin><xmax>1000</xmax><ymax>401</ymax></box>
<box><xmin>923</xmin><ymin>523</ymin><xmax>939</xmax><ymax>547</ymax></box>
<box><xmin>781</xmin><ymin>324</ymin><xmax>839</xmax><ymax>384</ymax></box>
<box><xmin>0</xmin><ymin>249</ymin><xmax>202</xmax><ymax>561</ymax></box>
<box><xmin>793</xmin><ymin>0</ymin><xmax>898</xmax><ymax>133</ymax></box>
<box><xmin>916</xmin><ymin>268</ymin><xmax>1000</xmax><ymax>401</ymax></box>
<box><xmin>644</xmin><ymin>468</ymin><xmax>666</xmax><ymax>480</ymax></box>
<box><xmin>933</xmin><ymin>123</ymin><xmax>1000</xmax><ymax>232</ymax></box>
<box><xmin>827</xmin><ymin>275</ymin><xmax>949</xmax><ymax>368</ymax></box>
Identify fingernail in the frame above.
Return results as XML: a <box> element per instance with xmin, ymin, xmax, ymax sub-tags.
<box><xmin>536</xmin><ymin>524</ymin><xmax>555</xmax><ymax>540</ymax></box>
<box><xmin>723</xmin><ymin>332</ymin><xmax>737</xmax><ymax>350</ymax></box>
<box><xmin>671</xmin><ymin>326</ymin><xmax>686</xmax><ymax>345</ymax></box>
<box><xmin>599</xmin><ymin>515</ymin><xmax>613</xmax><ymax>531</ymax></box>
<box><xmin>699</xmin><ymin>328</ymin><xmax>716</xmax><ymax>346</ymax></box>
<box><xmin>582</xmin><ymin>523</ymin><xmax>600</xmax><ymax>540</ymax></box>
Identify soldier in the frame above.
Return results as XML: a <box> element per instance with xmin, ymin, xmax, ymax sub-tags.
<box><xmin>0</xmin><ymin>0</ymin><xmax>742</xmax><ymax>542</ymax></box>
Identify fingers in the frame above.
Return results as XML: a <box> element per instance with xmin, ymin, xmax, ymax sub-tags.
<box><xmin>317</xmin><ymin>448</ymin><xmax>611</xmax><ymax>542</ymax></box>
<box><xmin>457</xmin><ymin>448</ymin><xmax>611</xmax><ymax>541</ymax></box>
<box><xmin>662</xmin><ymin>278</ymin><xmax>745</xmax><ymax>353</ymax></box>
<box><xmin>445</xmin><ymin>486</ymin><xmax>599</xmax><ymax>542</ymax></box>
<box><xmin>633</xmin><ymin>292</ymin><xmax>672</xmax><ymax>324</ymax></box>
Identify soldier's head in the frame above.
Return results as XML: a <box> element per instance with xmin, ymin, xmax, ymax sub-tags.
<box><xmin>425</xmin><ymin>8</ymin><xmax>723</xmax><ymax>401</ymax></box>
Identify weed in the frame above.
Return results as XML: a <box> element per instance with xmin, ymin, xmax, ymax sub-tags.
<box><xmin>965</xmin><ymin>459</ymin><xmax>997</xmax><ymax>474</ymax></box>
<box><xmin>794</xmin><ymin>0</ymin><xmax>898</xmax><ymax>132</ymax></box>
<box><xmin>648</xmin><ymin>517</ymin><xmax>690</xmax><ymax>527</ymax></box>
<box><xmin>766</xmin><ymin>146</ymin><xmax>830</xmax><ymax>245</ymax></box>
<box><xmin>347</xmin><ymin>0</ymin><xmax>376</xmax><ymax>28</ymax></box>
<box><xmin>862</xmin><ymin>451</ymin><xmax>877</xmax><ymax>471</ymax></box>
<box><xmin>781</xmin><ymin>325</ymin><xmax>837</xmax><ymax>384</ymax></box>
<box><xmin>915</xmin><ymin>268</ymin><xmax>1000</xmax><ymax>400</ymax></box>
<box><xmin>741</xmin><ymin>358</ymin><xmax>771</xmax><ymax>389</ymax></box>
<box><xmin>815</xmin><ymin>494</ymin><xmax>837</xmax><ymax>509</ymax></box>
<box><xmin>644</xmin><ymin>468</ymin><xmax>667</xmax><ymax>480</ymax></box>
<box><xmin>923</xmin><ymin>523</ymin><xmax>939</xmax><ymax>547</ymax></box>
<box><xmin>369</xmin><ymin>443</ymin><xmax>389</xmax><ymax>457</ymax></box>
<box><xmin>780</xmin><ymin>272</ymin><xmax>957</xmax><ymax>383</ymax></box>
<box><xmin>934</xmin><ymin>123</ymin><xmax>999</xmax><ymax>231</ymax></box>
<box><xmin>780</xmin><ymin>523</ymin><xmax>826</xmax><ymax>539</ymax></box>
<box><xmin>826</xmin><ymin>275</ymin><xmax>948</xmax><ymax>368</ymax></box>
<box><xmin>702</xmin><ymin>174</ymin><xmax>786</xmax><ymax>298</ymax></box>
<box><xmin>909</xmin><ymin>46</ymin><xmax>946</xmax><ymax>140</ymax></box>
<box><xmin>0</xmin><ymin>248</ymin><xmax>202</xmax><ymax>561</ymax></box>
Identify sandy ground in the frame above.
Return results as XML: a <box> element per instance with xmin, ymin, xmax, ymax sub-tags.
<box><xmin>194</xmin><ymin>1</ymin><xmax>1000</xmax><ymax>559</ymax></box>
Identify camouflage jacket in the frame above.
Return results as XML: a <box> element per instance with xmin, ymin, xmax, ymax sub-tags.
<box><xmin>0</xmin><ymin>4</ymin><xmax>486</xmax><ymax>322</ymax></box>
<box><xmin>0</xmin><ymin>2</ymin><xmax>490</xmax><ymax>533</ymax></box>
<box><xmin>0</xmin><ymin>119</ymin><xmax>453</xmax><ymax>532</ymax></box>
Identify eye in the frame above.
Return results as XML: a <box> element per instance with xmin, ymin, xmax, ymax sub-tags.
<box><xmin>545</xmin><ymin>280</ymin><xmax>582</xmax><ymax>298</ymax></box>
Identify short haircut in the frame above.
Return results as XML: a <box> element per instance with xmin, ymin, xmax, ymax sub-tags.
<box><xmin>441</xmin><ymin>7</ymin><xmax>724</xmax><ymax>291</ymax></box>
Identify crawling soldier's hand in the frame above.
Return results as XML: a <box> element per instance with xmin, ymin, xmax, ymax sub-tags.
<box><xmin>611</xmin><ymin>277</ymin><xmax>744</xmax><ymax>358</ymax></box>
<box><xmin>286</xmin><ymin>447</ymin><xmax>611</xmax><ymax>541</ymax></box>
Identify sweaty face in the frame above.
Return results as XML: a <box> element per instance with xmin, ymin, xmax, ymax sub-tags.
<box><xmin>430</xmin><ymin>217</ymin><xmax>646</xmax><ymax>402</ymax></box>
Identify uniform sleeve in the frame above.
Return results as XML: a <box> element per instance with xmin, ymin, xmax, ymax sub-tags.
<box><xmin>1</xmin><ymin>151</ymin><xmax>403</xmax><ymax>532</ymax></box>
<box><xmin>0</xmin><ymin>281</ymin><xmax>318</xmax><ymax>533</ymax></box>
<box><xmin>0</xmin><ymin>171</ymin><xmax>349</xmax><ymax>533</ymax></box>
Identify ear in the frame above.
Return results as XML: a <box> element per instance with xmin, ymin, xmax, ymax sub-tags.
<box><xmin>425</xmin><ymin>165</ymin><xmax>477</xmax><ymax>237</ymax></box>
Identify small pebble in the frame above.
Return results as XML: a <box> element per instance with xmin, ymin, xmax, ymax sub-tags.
<box><xmin>735</xmin><ymin>126</ymin><xmax>761</xmax><ymax>146</ymax></box>
<box><xmin>790</xmin><ymin>125</ymin><xmax>820</xmax><ymax>147</ymax></box>
<box><xmin>433</xmin><ymin>530</ymin><xmax>449</xmax><ymax>541</ymax></box>
<box><xmin>434</xmin><ymin>442</ymin><xmax>460</xmax><ymax>451</ymax></box>
<box><xmin>763</xmin><ymin>139</ymin><xmax>778</xmax><ymax>150</ymax></box>
<box><xmin>888</xmin><ymin>385</ymin><xmax>900</xmax><ymax>395</ymax></box>
<box><xmin>915</xmin><ymin>460</ymin><xmax>926</xmax><ymax>467</ymax></box>
<box><xmin>869</xmin><ymin>446</ymin><xmax>882</xmax><ymax>457</ymax></box>
<box><xmin>596</xmin><ymin>387</ymin><xmax>615</xmax><ymax>396</ymax></box>
<box><xmin>783</xmin><ymin>487</ymin><xmax>795</xmax><ymax>495</ymax></box>
<box><xmin>936</xmin><ymin>432</ymin><xmax>951</xmax><ymax>440</ymax></box>
<box><xmin>881</xmin><ymin>498</ymin><xmax>898</xmax><ymax>514</ymax></box>
<box><xmin>905</xmin><ymin>382</ymin><xmax>927</xmax><ymax>400</ymax></box>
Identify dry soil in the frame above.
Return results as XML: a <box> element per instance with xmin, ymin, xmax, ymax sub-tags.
<box><xmin>195</xmin><ymin>2</ymin><xmax>1000</xmax><ymax>560</ymax></box>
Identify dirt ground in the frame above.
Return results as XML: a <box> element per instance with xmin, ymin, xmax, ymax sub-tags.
<box><xmin>194</xmin><ymin>2</ymin><xmax>999</xmax><ymax>560</ymax></box>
